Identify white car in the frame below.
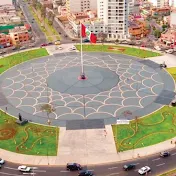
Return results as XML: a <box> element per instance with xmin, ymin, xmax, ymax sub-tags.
<box><xmin>165</xmin><ymin>49</ymin><xmax>174</xmax><ymax>54</ymax></box>
<box><xmin>154</xmin><ymin>46</ymin><xmax>161</xmax><ymax>51</ymax></box>
<box><xmin>18</xmin><ymin>165</ymin><xmax>31</xmax><ymax>172</ymax></box>
<box><xmin>138</xmin><ymin>166</ymin><xmax>151</xmax><ymax>175</ymax></box>
<box><xmin>20</xmin><ymin>46</ymin><xmax>26</xmax><ymax>50</ymax></box>
<box><xmin>58</xmin><ymin>46</ymin><xmax>63</xmax><ymax>50</ymax></box>
<box><xmin>69</xmin><ymin>46</ymin><xmax>76</xmax><ymax>51</ymax></box>
<box><xmin>0</xmin><ymin>158</ymin><xmax>5</xmax><ymax>164</ymax></box>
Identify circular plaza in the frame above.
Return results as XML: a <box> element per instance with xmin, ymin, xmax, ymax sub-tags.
<box><xmin>0</xmin><ymin>52</ymin><xmax>175</xmax><ymax>127</ymax></box>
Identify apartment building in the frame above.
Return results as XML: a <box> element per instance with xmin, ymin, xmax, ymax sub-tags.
<box><xmin>66</xmin><ymin>0</ymin><xmax>97</xmax><ymax>13</ymax></box>
<box><xmin>148</xmin><ymin>0</ymin><xmax>166</xmax><ymax>8</ymax></box>
<box><xmin>0</xmin><ymin>33</ymin><xmax>12</xmax><ymax>48</ymax></box>
<box><xmin>169</xmin><ymin>0</ymin><xmax>176</xmax><ymax>8</ymax></box>
<box><xmin>129</xmin><ymin>20</ymin><xmax>150</xmax><ymax>38</ymax></box>
<box><xmin>9</xmin><ymin>26</ymin><xmax>29</xmax><ymax>45</ymax></box>
<box><xmin>97</xmin><ymin>0</ymin><xmax>129</xmax><ymax>40</ymax></box>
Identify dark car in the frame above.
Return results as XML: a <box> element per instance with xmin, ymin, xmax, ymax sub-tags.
<box><xmin>160</xmin><ymin>151</ymin><xmax>170</xmax><ymax>157</ymax></box>
<box><xmin>40</xmin><ymin>43</ymin><xmax>47</xmax><ymax>47</ymax></box>
<box><xmin>123</xmin><ymin>164</ymin><xmax>135</xmax><ymax>171</ymax></box>
<box><xmin>12</xmin><ymin>47</ymin><xmax>17</xmax><ymax>50</ymax></box>
<box><xmin>66</xmin><ymin>163</ymin><xmax>82</xmax><ymax>171</ymax></box>
<box><xmin>78</xmin><ymin>170</ymin><xmax>94</xmax><ymax>176</ymax></box>
<box><xmin>83</xmin><ymin>39</ymin><xmax>90</xmax><ymax>43</ymax></box>
<box><xmin>47</xmin><ymin>42</ymin><xmax>53</xmax><ymax>45</ymax></box>
<box><xmin>64</xmin><ymin>35</ymin><xmax>68</xmax><ymax>37</ymax></box>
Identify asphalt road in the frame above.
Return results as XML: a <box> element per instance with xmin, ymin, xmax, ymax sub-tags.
<box><xmin>18</xmin><ymin>0</ymin><xmax>47</xmax><ymax>45</ymax></box>
<box><xmin>1</xmin><ymin>147</ymin><xmax>176</xmax><ymax>176</ymax></box>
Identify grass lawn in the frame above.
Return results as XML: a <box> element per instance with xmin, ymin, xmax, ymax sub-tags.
<box><xmin>0</xmin><ymin>112</ymin><xmax>58</xmax><ymax>155</ymax></box>
<box><xmin>76</xmin><ymin>44</ymin><xmax>161</xmax><ymax>58</ymax></box>
<box><xmin>0</xmin><ymin>48</ymin><xmax>48</xmax><ymax>74</ymax></box>
<box><xmin>158</xmin><ymin>168</ymin><xmax>176</xmax><ymax>176</ymax></box>
<box><xmin>112</xmin><ymin>68</ymin><xmax>176</xmax><ymax>152</ymax></box>
<box><xmin>0</xmin><ymin>48</ymin><xmax>59</xmax><ymax>156</ymax></box>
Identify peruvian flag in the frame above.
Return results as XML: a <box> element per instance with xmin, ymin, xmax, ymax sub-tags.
<box><xmin>81</xmin><ymin>24</ymin><xmax>97</xmax><ymax>43</ymax></box>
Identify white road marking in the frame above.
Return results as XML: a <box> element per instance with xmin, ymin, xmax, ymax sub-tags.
<box><xmin>156</xmin><ymin>163</ymin><xmax>165</xmax><ymax>167</ymax></box>
<box><xmin>23</xmin><ymin>173</ymin><xmax>36</xmax><ymax>175</ymax></box>
<box><xmin>134</xmin><ymin>163</ymin><xmax>140</xmax><ymax>165</ymax></box>
<box><xmin>107</xmin><ymin>173</ymin><xmax>119</xmax><ymax>176</ymax></box>
<box><xmin>134</xmin><ymin>169</ymin><xmax>138</xmax><ymax>172</ymax></box>
<box><xmin>171</xmin><ymin>153</ymin><xmax>176</xmax><ymax>156</ymax></box>
<box><xmin>31</xmin><ymin>167</ymin><xmax>38</xmax><ymax>169</ymax></box>
<box><xmin>60</xmin><ymin>171</ymin><xmax>70</xmax><ymax>173</ymax></box>
<box><xmin>108</xmin><ymin>167</ymin><xmax>118</xmax><ymax>170</ymax></box>
<box><xmin>32</xmin><ymin>170</ymin><xmax>46</xmax><ymax>172</ymax></box>
<box><xmin>4</xmin><ymin>167</ymin><xmax>19</xmax><ymax>171</ymax></box>
<box><xmin>0</xmin><ymin>171</ymin><xmax>23</xmax><ymax>176</ymax></box>
<box><xmin>152</xmin><ymin>158</ymin><xmax>160</xmax><ymax>161</ymax></box>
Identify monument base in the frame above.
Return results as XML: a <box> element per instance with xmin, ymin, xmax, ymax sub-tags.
<box><xmin>16</xmin><ymin>119</ymin><xmax>28</xmax><ymax>126</ymax></box>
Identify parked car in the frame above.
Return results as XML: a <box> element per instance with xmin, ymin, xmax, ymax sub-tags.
<box><xmin>78</xmin><ymin>170</ymin><xmax>94</xmax><ymax>176</ymax></box>
<box><xmin>64</xmin><ymin>35</ymin><xmax>68</xmax><ymax>38</ymax></box>
<box><xmin>29</xmin><ymin>43</ymin><xmax>35</xmax><ymax>47</ymax></box>
<box><xmin>69</xmin><ymin>46</ymin><xmax>76</xmax><ymax>51</ymax></box>
<box><xmin>123</xmin><ymin>164</ymin><xmax>135</xmax><ymax>171</ymax></box>
<box><xmin>119</xmin><ymin>40</ymin><xmax>128</xmax><ymax>44</ymax></box>
<box><xmin>138</xmin><ymin>166</ymin><xmax>151</xmax><ymax>175</ymax></box>
<box><xmin>47</xmin><ymin>42</ymin><xmax>53</xmax><ymax>45</ymax></box>
<box><xmin>83</xmin><ymin>39</ymin><xmax>90</xmax><ymax>43</ymax></box>
<box><xmin>0</xmin><ymin>158</ymin><xmax>5</xmax><ymax>165</ymax></box>
<box><xmin>40</xmin><ymin>43</ymin><xmax>47</xmax><ymax>47</ymax></box>
<box><xmin>0</xmin><ymin>51</ymin><xmax>6</xmax><ymax>54</ymax></box>
<box><xmin>12</xmin><ymin>47</ymin><xmax>17</xmax><ymax>51</ymax></box>
<box><xmin>18</xmin><ymin>165</ymin><xmax>31</xmax><ymax>172</ymax></box>
<box><xmin>20</xmin><ymin>46</ymin><xmax>26</xmax><ymax>50</ymax></box>
<box><xmin>154</xmin><ymin>45</ymin><xmax>161</xmax><ymax>51</ymax></box>
<box><xmin>165</xmin><ymin>49</ymin><xmax>174</xmax><ymax>54</ymax></box>
<box><xmin>54</xmin><ymin>41</ymin><xmax>61</xmax><ymax>45</ymax></box>
<box><xmin>58</xmin><ymin>46</ymin><xmax>63</xmax><ymax>50</ymax></box>
<box><xmin>66</xmin><ymin>163</ymin><xmax>82</xmax><ymax>171</ymax></box>
<box><xmin>160</xmin><ymin>151</ymin><xmax>170</xmax><ymax>157</ymax></box>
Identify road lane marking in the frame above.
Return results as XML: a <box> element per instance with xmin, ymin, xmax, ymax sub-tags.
<box><xmin>134</xmin><ymin>163</ymin><xmax>140</xmax><ymax>165</ymax></box>
<box><xmin>4</xmin><ymin>167</ymin><xmax>18</xmax><ymax>171</ymax></box>
<box><xmin>60</xmin><ymin>171</ymin><xmax>70</xmax><ymax>173</ymax></box>
<box><xmin>171</xmin><ymin>153</ymin><xmax>176</xmax><ymax>156</ymax></box>
<box><xmin>107</xmin><ymin>173</ymin><xmax>119</xmax><ymax>176</ymax></box>
<box><xmin>0</xmin><ymin>171</ymin><xmax>23</xmax><ymax>176</ymax></box>
<box><xmin>32</xmin><ymin>170</ymin><xmax>46</xmax><ymax>172</ymax></box>
<box><xmin>156</xmin><ymin>163</ymin><xmax>165</xmax><ymax>167</ymax></box>
<box><xmin>152</xmin><ymin>158</ymin><xmax>160</xmax><ymax>161</ymax></box>
<box><xmin>134</xmin><ymin>169</ymin><xmax>138</xmax><ymax>172</ymax></box>
<box><xmin>23</xmin><ymin>173</ymin><xmax>36</xmax><ymax>175</ymax></box>
<box><xmin>108</xmin><ymin>167</ymin><xmax>118</xmax><ymax>170</ymax></box>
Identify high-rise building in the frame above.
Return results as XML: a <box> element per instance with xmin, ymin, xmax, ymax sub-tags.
<box><xmin>169</xmin><ymin>0</ymin><xmax>176</xmax><ymax>8</ymax></box>
<box><xmin>148</xmin><ymin>0</ymin><xmax>166</xmax><ymax>8</ymax></box>
<box><xmin>66</xmin><ymin>0</ymin><xmax>97</xmax><ymax>13</ymax></box>
<box><xmin>97</xmin><ymin>0</ymin><xmax>129</xmax><ymax>40</ymax></box>
<box><xmin>0</xmin><ymin>0</ymin><xmax>13</xmax><ymax>5</ymax></box>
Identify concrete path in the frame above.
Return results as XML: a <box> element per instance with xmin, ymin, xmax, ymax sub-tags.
<box><xmin>148</xmin><ymin>53</ymin><xmax>176</xmax><ymax>68</ymax></box>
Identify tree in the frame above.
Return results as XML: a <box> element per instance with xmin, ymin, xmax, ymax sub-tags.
<box><xmin>40</xmin><ymin>6</ymin><xmax>46</xmax><ymax>19</ymax></box>
<box><xmin>97</xmin><ymin>32</ymin><xmax>107</xmax><ymax>43</ymax></box>
<box><xmin>154</xmin><ymin>30</ymin><xmax>161</xmax><ymax>38</ymax></box>
<box><xmin>32</xmin><ymin>0</ymin><xmax>37</xmax><ymax>8</ymax></box>
<box><xmin>47</xmin><ymin>11</ymin><xmax>55</xmax><ymax>25</ymax></box>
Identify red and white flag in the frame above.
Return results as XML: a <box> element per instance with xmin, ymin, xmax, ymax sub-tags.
<box><xmin>81</xmin><ymin>24</ymin><xmax>97</xmax><ymax>43</ymax></box>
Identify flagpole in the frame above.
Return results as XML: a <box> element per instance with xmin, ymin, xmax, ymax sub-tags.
<box><xmin>80</xmin><ymin>23</ymin><xmax>86</xmax><ymax>79</ymax></box>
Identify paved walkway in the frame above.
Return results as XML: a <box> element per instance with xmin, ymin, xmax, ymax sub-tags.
<box><xmin>0</xmin><ymin>44</ymin><xmax>176</xmax><ymax>165</ymax></box>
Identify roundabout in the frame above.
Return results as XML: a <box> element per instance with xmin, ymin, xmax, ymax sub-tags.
<box><xmin>0</xmin><ymin>52</ymin><xmax>175</xmax><ymax>127</ymax></box>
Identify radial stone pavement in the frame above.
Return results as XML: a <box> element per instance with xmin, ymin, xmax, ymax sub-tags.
<box><xmin>0</xmin><ymin>52</ymin><xmax>175</xmax><ymax>127</ymax></box>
